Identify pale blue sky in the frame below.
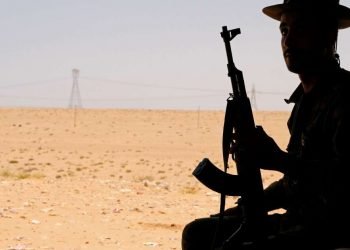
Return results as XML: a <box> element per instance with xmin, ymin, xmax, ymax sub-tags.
<box><xmin>1</xmin><ymin>0</ymin><xmax>350</xmax><ymax>110</ymax></box>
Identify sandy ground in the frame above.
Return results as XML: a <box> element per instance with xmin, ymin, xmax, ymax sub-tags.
<box><xmin>0</xmin><ymin>108</ymin><xmax>289</xmax><ymax>250</ymax></box>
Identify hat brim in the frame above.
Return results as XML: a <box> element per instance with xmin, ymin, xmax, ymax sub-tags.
<box><xmin>262</xmin><ymin>4</ymin><xmax>350</xmax><ymax>29</ymax></box>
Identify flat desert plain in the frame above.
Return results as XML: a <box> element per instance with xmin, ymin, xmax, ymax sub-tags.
<box><xmin>0</xmin><ymin>108</ymin><xmax>289</xmax><ymax>250</ymax></box>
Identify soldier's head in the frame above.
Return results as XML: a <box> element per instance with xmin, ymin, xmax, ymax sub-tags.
<box><xmin>262</xmin><ymin>0</ymin><xmax>350</xmax><ymax>74</ymax></box>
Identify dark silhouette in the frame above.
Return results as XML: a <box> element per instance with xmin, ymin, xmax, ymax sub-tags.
<box><xmin>182</xmin><ymin>0</ymin><xmax>350</xmax><ymax>249</ymax></box>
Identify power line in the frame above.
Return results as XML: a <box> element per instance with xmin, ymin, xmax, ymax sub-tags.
<box><xmin>0</xmin><ymin>93</ymin><xmax>222</xmax><ymax>102</ymax></box>
<box><xmin>254</xmin><ymin>90</ymin><xmax>288</xmax><ymax>96</ymax></box>
<box><xmin>80</xmin><ymin>76</ymin><xmax>290</xmax><ymax>96</ymax></box>
<box><xmin>0</xmin><ymin>75</ymin><xmax>290</xmax><ymax>96</ymax></box>
<box><xmin>0</xmin><ymin>95</ymin><xmax>67</xmax><ymax>100</ymax></box>
<box><xmin>80</xmin><ymin>76</ymin><xmax>224</xmax><ymax>93</ymax></box>
<box><xmin>0</xmin><ymin>77</ymin><xmax>70</xmax><ymax>89</ymax></box>
<box><xmin>0</xmin><ymin>73</ymin><xmax>291</xmax><ymax>110</ymax></box>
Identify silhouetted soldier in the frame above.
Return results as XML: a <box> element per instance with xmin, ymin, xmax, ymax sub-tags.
<box><xmin>182</xmin><ymin>0</ymin><xmax>350</xmax><ymax>249</ymax></box>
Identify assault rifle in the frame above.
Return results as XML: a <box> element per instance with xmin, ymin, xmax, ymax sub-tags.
<box><xmin>192</xmin><ymin>26</ymin><xmax>267</xmax><ymax>249</ymax></box>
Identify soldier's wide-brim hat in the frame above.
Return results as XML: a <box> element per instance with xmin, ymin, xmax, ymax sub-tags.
<box><xmin>262</xmin><ymin>0</ymin><xmax>350</xmax><ymax>29</ymax></box>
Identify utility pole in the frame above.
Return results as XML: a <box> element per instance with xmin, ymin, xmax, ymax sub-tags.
<box><xmin>69</xmin><ymin>69</ymin><xmax>82</xmax><ymax>109</ymax></box>
<box><xmin>69</xmin><ymin>69</ymin><xmax>82</xmax><ymax>128</ymax></box>
<box><xmin>250</xmin><ymin>84</ymin><xmax>258</xmax><ymax>111</ymax></box>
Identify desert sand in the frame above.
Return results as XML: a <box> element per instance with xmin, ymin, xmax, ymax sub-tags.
<box><xmin>0</xmin><ymin>108</ymin><xmax>289</xmax><ymax>250</ymax></box>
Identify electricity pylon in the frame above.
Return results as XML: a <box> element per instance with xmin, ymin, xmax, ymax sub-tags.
<box><xmin>68</xmin><ymin>69</ymin><xmax>82</xmax><ymax>108</ymax></box>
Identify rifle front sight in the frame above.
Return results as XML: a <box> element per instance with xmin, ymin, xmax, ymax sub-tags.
<box><xmin>221</xmin><ymin>26</ymin><xmax>241</xmax><ymax>42</ymax></box>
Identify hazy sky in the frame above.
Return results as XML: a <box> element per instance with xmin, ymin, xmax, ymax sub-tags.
<box><xmin>1</xmin><ymin>0</ymin><xmax>350</xmax><ymax>110</ymax></box>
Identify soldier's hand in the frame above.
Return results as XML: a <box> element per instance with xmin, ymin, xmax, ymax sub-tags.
<box><xmin>231</xmin><ymin>126</ymin><xmax>287</xmax><ymax>172</ymax></box>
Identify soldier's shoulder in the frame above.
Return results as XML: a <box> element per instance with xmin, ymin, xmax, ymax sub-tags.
<box><xmin>340</xmin><ymin>67</ymin><xmax>350</xmax><ymax>82</ymax></box>
<box><xmin>333</xmin><ymin>68</ymin><xmax>350</xmax><ymax>112</ymax></box>
<box><xmin>336</xmin><ymin>68</ymin><xmax>350</xmax><ymax>91</ymax></box>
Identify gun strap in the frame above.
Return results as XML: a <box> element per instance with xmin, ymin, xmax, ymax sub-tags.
<box><xmin>211</xmin><ymin>98</ymin><xmax>236</xmax><ymax>250</ymax></box>
<box><xmin>222</xmin><ymin>98</ymin><xmax>235</xmax><ymax>171</ymax></box>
